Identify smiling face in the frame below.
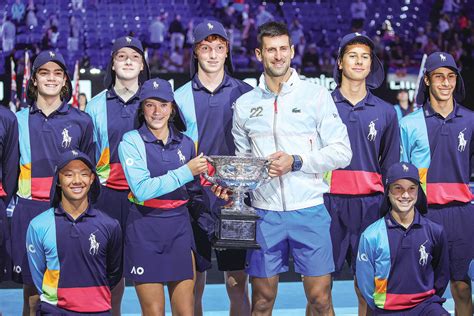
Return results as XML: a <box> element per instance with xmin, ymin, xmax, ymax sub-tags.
<box><xmin>58</xmin><ymin>160</ymin><xmax>95</xmax><ymax>204</ymax></box>
<box><xmin>142</xmin><ymin>98</ymin><xmax>173</xmax><ymax>133</ymax></box>
<box><xmin>112</xmin><ymin>47</ymin><xmax>144</xmax><ymax>81</ymax></box>
<box><xmin>255</xmin><ymin>34</ymin><xmax>294</xmax><ymax>79</ymax></box>
<box><xmin>195</xmin><ymin>36</ymin><xmax>228</xmax><ymax>75</ymax></box>
<box><xmin>388</xmin><ymin>179</ymin><xmax>418</xmax><ymax>214</ymax></box>
<box><xmin>338</xmin><ymin>43</ymin><xmax>372</xmax><ymax>83</ymax></box>
<box><xmin>425</xmin><ymin>67</ymin><xmax>456</xmax><ymax>104</ymax></box>
<box><xmin>33</xmin><ymin>61</ymin><xmax>67</xmax><ymax>100</ymax></box>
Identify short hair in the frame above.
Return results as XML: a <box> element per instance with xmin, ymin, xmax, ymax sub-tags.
<box><xmin>341</xmin><ymin>40</ymin><xmax>373</xmax><ymax>56</ymax></box>
<box><xmin>194</xmin><ymin>35</ymin><xmax>228</xmax><ymax>53</ymax></box>
<box><xmin>257</xmin><ymin>21</ymin><xmax>291</xmax><ymax>49</ymax></box>
<box><xmin>27</xmin><ymin>73</ymin><xmax>71</xmax><ymax>102</ymax></box>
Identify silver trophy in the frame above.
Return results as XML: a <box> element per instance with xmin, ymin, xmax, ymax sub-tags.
<box><xmin>203</xmin><ymin>155</ymin><xmax>271</xmax><ymax>249</ymax></box>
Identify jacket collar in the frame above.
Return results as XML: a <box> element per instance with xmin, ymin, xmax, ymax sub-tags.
<box><xmin>257</xmin><ymin>68</ymin><xmax>300</xmax><ymax>97</ymax></box>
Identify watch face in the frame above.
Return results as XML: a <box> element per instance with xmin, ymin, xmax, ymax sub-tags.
<box><xmin>292</xmin><ymin>155</ymin><xmax>302</xmax><ymax>171</ymax></box>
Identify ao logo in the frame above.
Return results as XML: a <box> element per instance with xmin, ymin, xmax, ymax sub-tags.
<box><xmin>28</xmin><ymin>244</ymin><xmax>36</xmax><ymax>253</ymax></box>
<box><xmin>13</xmin><ymin>265</ymin><xmax>22</xmax><ymax>274</ymax></box>
<box><xmin>357</xmin><ymin>251</ymin><xmax>368</xmax><ymax>262</ymax></box>
<box><xmin>131</xmin><ymin>266</ymin><xmax>144</xmax><ymax>275</ymax></box>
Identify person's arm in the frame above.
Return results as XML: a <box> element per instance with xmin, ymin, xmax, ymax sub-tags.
<box><xmin>432</xmin><ymin>228</ymin><xmax>450</xmax><ymax>296</ymax></box>
<box><xmin>379</xmin><ymin>107</ymin><xmax>400</xmax><ymax>181</ymax></box>
<box><xmin>355</xmin><ymin>232</ymin><xmax>376</xmax><ymax>310</ymax></box>
<box><xmin>299</xmin><ymin>88</ymin><xmax>352</xmax><ymax>174</ymax></box>
<box><xmin>26</xmin><ymin>224</ymin><xmax>46</xmax><ymax>294</ymax></box>
<box><xmin>118</xmin><ymin>131</ymin><xmax>194</xmax><ymax>202</ymax></box>
<box><xmin>2</xmin><ymin>115</ymin><xmax>19</xmax><ymax>205</ymax></box>
<box><xmin>106</xmin><ymin>220</ymin><xmax>123</xmax><ymax>289</ymax></box>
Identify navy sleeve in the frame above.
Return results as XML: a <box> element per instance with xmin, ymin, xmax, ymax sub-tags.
<box><xmin>185</xmin><ymin>144</ymin><xmax>214</xmax><ymax>240</ymax></box>
<box><xmin>432</xmin><ymin>227</ymin><xmax>450</xmax><ymax>296</ymax></box>
<box><xmin>379</xmin><ymin>108</ymin><xmax>400</xmax><ymax>181</ymax></box>
<box><xmin>106</xmin><ymin>219</ymin><xmax>123</xmax><ymax>289</ymax></box>
<box><xmin>1</xmin><ymin>113</ymin><xmax>19</xmax><ymax>205</ymax></box>
<box><xmin>80</xmin><ymin>117</ymin><xmax>96</xmax><ymax>166</ymax></box>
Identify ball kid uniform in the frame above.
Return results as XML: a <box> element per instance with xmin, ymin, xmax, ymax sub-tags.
<box><xmin>0</xmin><ymin>106</ymin><xmax>19</xmax><ymax>282</ymax></box>
<box><xmin>11</xmin><ymin>51</ymin><xmax>95</xmax><ymax>284</ymax></box>
<box><xmin>357</xmin><ymin>162</ymin><xmax>450</xmax><ymax>315</ymax></box>
<box><xmin>174</xmin><ymin>20</ymin><xmax>253</xmax><ymax>272</ymax></box>
<box><xmin>326</xmin><ymin>33</ymin><xmax>400</xmax><ymax>273</ymax></box>
<box><xmin>118</xmin><ymin>79</ymin><xmax>213</xmax><ymax>282</ymax></box>
<box><xmin>86</xmin><ymin>36</ymin><xmax>150</xmax><ymax>233</ymax></box>
<box><xmin>27</xmin><ymin>150</ymin><xmax>122</xmax><ymax>315</ymax></box>
<box><xmin>357</xmin><ymin>211</ymin><xmax>450</xmax><ymax>315</ymax></box>
<box><xmin>400</xmin><ymin>52</ymin><xmax>474</xmax><ymax>281</ymax></box>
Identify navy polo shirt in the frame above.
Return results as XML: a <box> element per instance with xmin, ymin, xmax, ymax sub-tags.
<box><xmin>327</xmin><ymin>88</ymin><xmax>400</xmax><ymax>195</ymax></box>
<box><xmin>0</xmin><ymin>106</ymin><xmax>19</xmax><ymax>204</ymax></box>
<box><xmin>384</xmin><ymin>210</ymin><xmax>449</xmax><ymax>301</ymax></box>
<box><xmin>16</xmin><ymin>102</ymin><xmax>95</xmax><ymax>201</ymax></box>
<box><xmin>27</xmin><ymin>205</ymin><xmax>122</xmax><ymax>312</ymax></box>
<box><xmin>400</xmin><ymin>101</ymin><xmax>474</xmax><ymax>205</ymax></box>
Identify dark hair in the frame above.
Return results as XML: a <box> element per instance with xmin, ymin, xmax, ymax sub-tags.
<box><xmin>257</xmin><ymin>21</ymin><xmax>291</xmax><ymax>49</ymax></box>
<box><xmin>27</xmin><ymin>73</ymin><xmax>71</xmax><ymax>102</ymax></box>
<box><xmin>138</xmin><ymin>98</ymin><xmax>177</xmax><ymax>126</ymax></box>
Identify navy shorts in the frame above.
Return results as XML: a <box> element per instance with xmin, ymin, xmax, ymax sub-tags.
<box><xmin>36</xmin><ymin>301</ymin><xmax>111</xmax><ymax>315</ymax></box>
<box><xmin>11</xmin><ymin>197</ymin><xmax>50</xmax><ymax>284</ymax></box>
<box><xmin>324</xmin><ymin>193</ymin><xmax>383</xmax><ymax>273</ymax></box>
<box><xmin>192</xmin><ymin>186</ymin><xmax>246</xmax><ymax>273</ymax></box>
<box><xmin>372</xmin><ymin>295</ymin><xmax>449</xmax><ymax>315</ymax></box>
<box><xmin>124</xmin><ymin>204</ymin><xmax>195</xmax><ymax>283</ymax></box>
<box><xmin>0</xmin><ymin>199</ymin><xmax>12</xmax><ymax>282</ymax></box>
<box><xmin>246</xmin><ymin>205</ymin><xmax>334</xmax><ymax>278</ymax></box>
<box><xmin>93</xmin><ymin>186</ymin><xmax>130</xmax><ymax>234</ymax></box>
<box><xmin>427</xmin><ymin>202</ymin><xmax>474</xmax><ymax>281</ymax></box>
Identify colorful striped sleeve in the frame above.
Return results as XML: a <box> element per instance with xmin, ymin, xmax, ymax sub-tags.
<box><xmin>118</xmin><ymin>130</ymin><xmax>194</xmax><ymax>202</ymax></box>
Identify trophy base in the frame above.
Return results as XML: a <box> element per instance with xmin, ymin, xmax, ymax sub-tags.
<box><xmin>213</xmin><ymin>238</ymin><xmax>260</xmax><ymax>249</ymax></box>
<box><xmin>213</xmin><ymin>212</ymin><xmax>261</xmax><ymax>250</ymax></box>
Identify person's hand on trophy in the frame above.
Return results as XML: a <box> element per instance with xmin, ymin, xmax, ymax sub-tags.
<box><xmin>187</xmin><ymin>153</ymin><xmax>209</xmax><ymax>176</ymax></box>
<box><xmin>267</xmin><ymin>151</ymin><xmax>294</xmax><ymax>177</ymax></box>
<box><xmin>211</xmin><ymin>184</ymin><xmax>233</xmax><ymax>203</ymax></box>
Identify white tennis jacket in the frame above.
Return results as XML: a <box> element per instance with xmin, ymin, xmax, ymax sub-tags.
<box><xmin>232</xmin><ymin>70</ymin><xmax>352</xmax><ymax>211</ymax></box>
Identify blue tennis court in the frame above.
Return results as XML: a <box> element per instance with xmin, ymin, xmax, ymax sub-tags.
<box><xmin>0</xmin><ymin>280</ymin><xmax>459</xmax><ymax>315</ymax></box>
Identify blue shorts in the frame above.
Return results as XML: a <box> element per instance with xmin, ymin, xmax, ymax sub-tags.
<box><xmin>245</xmin><ymin>205</ymin><xmax>334</xmax><ymax>278</ymax></box>
<box><xmin>427</xmin><ymin>202</ymin><xmax>474</xmax><ymax>281</ymax></box>
<box><xmin>324</xmin><ymin>193</ymin><xmax>383</xmax><ymax>274</ymax></box>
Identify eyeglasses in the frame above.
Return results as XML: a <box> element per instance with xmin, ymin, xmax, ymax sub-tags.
<box><xmin>430</xmin><ymin>72</ymin><xmax>457</xmax><ymax>84</ymax></box>
<box><xmin>197</xmin><ymin>44</ymin><xmax>227</xmax><ymax>55</ymax></box>
<box><xmin>114</xmin><ymin>52</ymin><xmax>142</xmax><ymax>62</ymax></box>
<box><xmin>389</xmin><ymin>185</ymin><xmax>418</xmax><ymax>196</ymax></box>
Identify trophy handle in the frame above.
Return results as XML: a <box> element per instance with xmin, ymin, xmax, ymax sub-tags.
<box><xmin>262</xmin><ymin>158</ymin><xmax>275</xmax><ymax>183</ymax></box>
<box><xmin>202</xmin><ymin>155</ymin><xmax>217</xmax><ymax>184</ymax></box>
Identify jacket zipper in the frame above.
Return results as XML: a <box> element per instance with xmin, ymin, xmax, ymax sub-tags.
<box><xmin>272</xmin><ymin>96</ymin><xmax>287</xmax><ymax>210</ymax></box>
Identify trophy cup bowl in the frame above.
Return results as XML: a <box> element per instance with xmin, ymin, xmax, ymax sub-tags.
<box><xmin>203</xmin><ymin>155</ymin><xmax>271</xmax><ymax>249</ymax></box>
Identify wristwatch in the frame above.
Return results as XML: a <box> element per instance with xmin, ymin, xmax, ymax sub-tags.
<box><xmin>291</xmin><ymin>155</ymin><xmax>303</xmax><ymax>172</ymax></box>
